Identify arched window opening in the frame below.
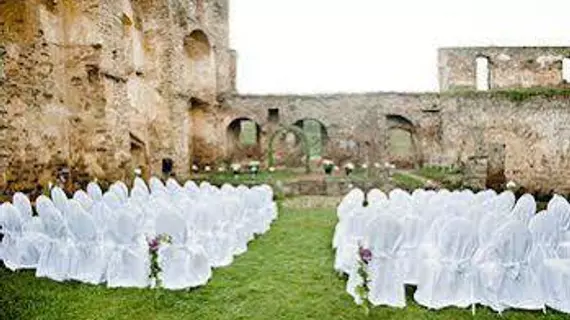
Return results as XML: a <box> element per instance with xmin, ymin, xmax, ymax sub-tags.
<box><xmin>292</xmin><ymin>119</ymin><xmax>328</xmax><ymax>159</ymax></box>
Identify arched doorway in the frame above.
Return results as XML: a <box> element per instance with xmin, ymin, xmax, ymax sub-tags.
<box><xmin>386</xmin><ymin>115</ymin><xmax>418</xmax><ymax>169</ymax></box>
<box><xmin>184</xmin><ymin>30</ymin><xmax>216</xmax><ymax>100</ymax></box>
<box><xmin>268</xmin><ymin>125</ymin><xmax>311</xmax><ymax>173</ymax></box>
<box><xmin>226</xmin><ymin>118</ymin><xmax>262</xmax><ymax>161</ymax></box>
<box><xmin>292</xmin><ymin>119</ymin><xmax>329</xmax><ymax>160</ymax></box>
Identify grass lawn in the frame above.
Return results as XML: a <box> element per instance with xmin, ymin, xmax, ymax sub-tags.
<box><xmin>0</xmin><ymin>198</ymin><xmax>566</xmax><ymax>320</ymax></box>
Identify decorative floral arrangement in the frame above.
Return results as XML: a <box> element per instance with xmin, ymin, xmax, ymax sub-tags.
<box><xmin>231</xmin><ymin>163</ymin><xmax>241</xmax><ymax>175</ymax></box>
<box><xmin>356</xmin><ymin>243</ymin><xmax>372</xmax><ymax>315</ymax></box>
<box><xmin>344</xmin><ymin>162</ymin><xmax>355</xmax><ymax>176</ymax></box>
<box><xmin>147</xmin><ymin>233</ymin><xmax>172</xmax><ymax>288</ymax></box>
<box><xmin>249</xmin><ymin>161</ymin><xmax>260</xmax><ymax>174</ymax></box>
<box><xmin>322</xmin><ymin>159</ymin><xmax>335</xmax><ymax>175</ymax></box>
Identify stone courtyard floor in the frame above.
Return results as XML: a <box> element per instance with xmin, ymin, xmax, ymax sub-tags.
<box><xmin>0</xmin><ymin>197</ymin><xmax>566</xmax><ymax>320</ymax></box>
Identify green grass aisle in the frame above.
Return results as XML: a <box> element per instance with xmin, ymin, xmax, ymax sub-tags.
<box><xmin>0</xmin><ymin>200</ymin><xmax>567</xmax><ymax>319</ymax></box>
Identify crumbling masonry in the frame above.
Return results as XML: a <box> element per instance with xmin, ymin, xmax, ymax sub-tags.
<box><xmin>2</xmin><ymin>1</ymin><xmax>570</xmax><ymax>194</ymax></box>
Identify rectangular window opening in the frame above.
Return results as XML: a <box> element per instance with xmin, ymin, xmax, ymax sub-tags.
<box><xmin>268</xmin><ymin>108</ymin><xmax>279</xmax><ymax>123</ymax></box>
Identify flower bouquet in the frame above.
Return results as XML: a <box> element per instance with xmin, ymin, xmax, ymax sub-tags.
<box><xmin>356</xmin><ymin>243</ymin><xmax>372</xmax><ymax>315</ymax></box>
<box><xmin>147</xmin><ymin>233</ymin><xmax>172</xmax><ymax>288</ymax></box>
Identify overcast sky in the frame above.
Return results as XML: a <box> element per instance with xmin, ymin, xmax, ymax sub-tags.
<box><xmin>229</xmin><ymin>0</ymin><xmax>570</xmax><ymax>94</ymax></box>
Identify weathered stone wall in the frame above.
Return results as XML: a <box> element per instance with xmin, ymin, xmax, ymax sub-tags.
<box><xmin>0</xmin><ymin>0</ymin><xmax>234</xmax><ymax>191</ymax></box>
<box><xmin>223</xmin><ymin>93</ymin><xmax>442</xmax><ymax>167</ymax></box>
<box><xmin>3</xmin><ymin>0</ymin><xmax>570</xmax><ymax>197</ymax></box>
<box><xmin>439</xmin><ymin>47</ymin><xmax>570</xmax><ymax>91</ymax></box>
<box><xmin>222</xmin><ymin>92</ymin><xmax>570</xmax><ymax>194</ymax></box>
<box><xmin>440</xmin><ymin>93</ymin><xmax>570</xmax><ymax>194</ymax></box>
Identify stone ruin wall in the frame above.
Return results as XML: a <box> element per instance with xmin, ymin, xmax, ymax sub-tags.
<box><xmin>223</xmin><ymin>92</ymin><xmax>570</xmax><ymax>195</ymax></box>
<box><xmin>2</xmin><ymin>2</ymin><xmax>570</xmax><ymax>196</ymax></box>
<box><xmin>0</xmin><ymin>0</ymin><xmax>234</xmax><ymax>193</ymax></box>
<box><xmin>439</xmin><ymin>47</ymin><xmax>570</xmax><ymax>91</ymax></box>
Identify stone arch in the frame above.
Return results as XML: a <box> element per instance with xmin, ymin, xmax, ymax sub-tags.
<box><xmin>386</xmin><ymin>114</ymin><xmax>419</xmax><ymax>168</ymax></box>
<box><xmin>268</xmin><ymin>125</ymin><xmax>311</xmax><ymax>173</ymax></box>
<box><xmin>226</xmin><ymin>117</ymin><xmax>262</xmax><ymax>161</ymax></box>
<box><xmin>184</xmin><ymin>29</ymin><xmax>216</xmax><ymax>101</ymax></box>
<box><xmin>292</xmin><ymin>118</ymin><xmax>329</xmax><ymax>159</ymax></box>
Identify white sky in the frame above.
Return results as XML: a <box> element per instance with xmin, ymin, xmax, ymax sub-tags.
<box><xmin>229</xmin><ymin>0</ymin><xmax>570</xmax><ymax>94</ymax></box>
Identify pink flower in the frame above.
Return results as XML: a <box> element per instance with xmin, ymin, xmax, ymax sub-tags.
<box><xmin>359</xmin><ymin>247</ymin><xmax>372</xmax><ymax>264</ymax></box>
<box><xmin>148</xmin><ymin>238</ymin><xmax>160</xmax><ymax>252</ymax></box>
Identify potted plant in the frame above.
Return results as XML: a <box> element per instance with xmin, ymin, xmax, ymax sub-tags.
<box><xmin>322</xmin><ymin>159</ymin><xmax>334</xmax><ymax>175</ymax></box>
<box><xmin>249</xmin><ymin>161</ymin><xmax>260</xmax><ymax>175</ymax></box>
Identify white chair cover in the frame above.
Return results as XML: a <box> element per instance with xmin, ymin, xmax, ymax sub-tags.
<box><xmin>477</xmin><ymin>221</ymin><xmax>543</xmax><ymax>312</ymax></box>
<box><xmin>105</xmin><ymin>211</ymin><xmax>149</xmax><ymax>288</ymax></box>
<box><xmin>365</xmin><ymin>214</ymin><xmax>405</xmax><ymax>307</ymax></box>
<box><xmin>73</xmin><ymin>190</ymin><xmax>94</xmax><ymax>212</ymax></box>
<box><xmin>511</xmin><ymin>194</ymin><xmax>536</xmax><ymax>226</ymax></box>
<box><xmin>155</xmin><ymin>211</ymin><xmax>212</xmax><ymax>289</ymax></box>
<box><xmin>51</xmin><ymin>187</ymin><xmax>69</xmax><ymax>215</ymax></box>
<box><xmin>0</xmin><ymin>203</ymin><xmax>24</xmax><ymax>270</ymax></box>
<box><xmin>542</xmin><ymin>259</ymin><xmax>570</xmax><ymax>313</ymax></box>
<box><xmin>13</xmin><ymin>192</ymin><xmax>32</xmax><ymax>221</ymax></box>
<box><xmin>87</xmin><ymin>182</ymin><xmax>103</xmax><ymax>201</ymax></box>
<box><xmin>66</xmin><ymin>201</ymin><xmax>106</xmax><ymax>284</ymax></box>
<box><xmin>415</xmin><ymin>218</ymin><xmax>478</xmax><ymax>310</ymax></box>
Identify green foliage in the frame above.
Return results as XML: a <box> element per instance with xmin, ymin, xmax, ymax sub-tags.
<box><xmin>417</xmin><ymin>166</ymin><xmax>462</xmax><ymax>181</ymax></box>
<box><xmin>444</xmin><ymin>87</ymin><xmax>570</xmax><ymax>103</ymax></box>
<box><xmin>355</xmin><ymin>260</ymin><xmax>371</xmax><ymax>316</ymax></box>
<box><xmin>391</xmin><ymin>172</ymin><xmax>425</xmax><ymax>191</ymax></box>
<box><xmin>194</xmin><ymin>169</ymin><xmax>298</xmax><ymax>186</ymax></box>
<box><xmin>239</xmin><ymin>120</ymin><xmax>258</xmax><ymax>146</ymax></box>
<box><xmin>416</xmin><ymin>166</ymin><xmax>464</xmax><ymax>190</ymax></box>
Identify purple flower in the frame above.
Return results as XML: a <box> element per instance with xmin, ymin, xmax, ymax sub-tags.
<box><xmin>149</xmin><ymin>238</ymin><xmax>160</xmax><ymax>252</ymax></box>
<box><xmin>359</xmin><ymin>247</ymin><xmax>372</xmax><ymax>264</ymax></box>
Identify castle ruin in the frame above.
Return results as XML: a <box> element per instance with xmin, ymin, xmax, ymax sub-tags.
<box><xmin>2</xmin><ymin>1</ymin><xmax>570</xmax><ymax>194</ymax></box>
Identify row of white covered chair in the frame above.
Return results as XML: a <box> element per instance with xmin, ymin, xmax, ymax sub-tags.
<box><xmin>0</xmin><ymin>177</ymin><xmax>278</xmax><ymax>290</ymax></box>
<box><xmin>334</xmin><ymin>187</ymin><xmax>570</xmax><ymax>314</ymax></box>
